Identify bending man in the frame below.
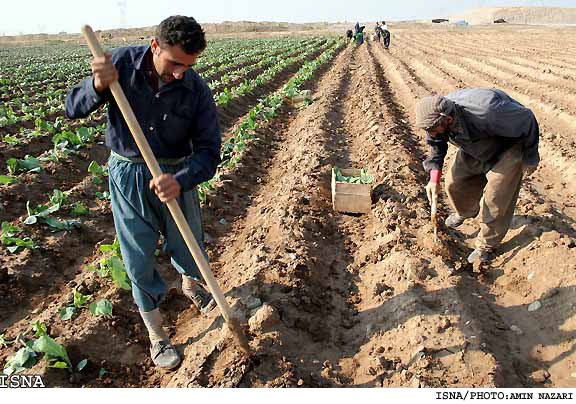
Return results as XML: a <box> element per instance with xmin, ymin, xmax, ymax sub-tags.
<box><xmin>415</xmin><ymin>88</ymin><xmax>539</xmax><ymax>263</ymax></box>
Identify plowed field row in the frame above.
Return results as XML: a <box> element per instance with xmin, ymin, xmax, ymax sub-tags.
<box><xmin>370</xmin><ymin>34</ymin><xmax>576</xmax><ymax>387</ymax></box>
<box><xmin>2</xmin><ymin>26</ymin><xmax>575</xmax><ymax>388</ymax></box>
<box><xmin>393</xmin><ymin>34</ymin><xmax>576</xmax><ymax>204</ymax></box>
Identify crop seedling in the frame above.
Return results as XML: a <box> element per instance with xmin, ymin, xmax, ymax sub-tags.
<box><xmin>3</xmin><ymin>135</ymin><xmax>21</xmax><ymax>145</ymax></box>
<box><xmin>43</xmin><ymin>217</ymin><xmax>81</xmax><ymax>232</ymax></box>
<box><xmin>39</xmin><ymin>145</ymin><xmax>71</xmax><ymax>164</ymax></box>
<box><xmin>96</xmin><ymin>191</ymin><xmax>111</xmax><ymax>200</ymax></box>
<box><xmin>25</xmin><ymin>200</ymin><xmax>60</xmax><ymax>224</ymax></box>
<box><xmin>76</xmin><ymin>359</ymin><xmax>88</xmax><ymax>372</ymax></box>
<box><xmin>88</xmin><ymin>161</ymin><xmax>108</xmax><ymax>185</ymax></box>
<box><xmin>86</xmin><ymin>239</ymin><xmax>131</xmax><ymax>290</ymax></box>
<box><xmin>73</xmin><ymin>289</ymin><xmax>92</xmax><ymax>308</ymax></box>
<box><xmin>59</xmin><ymin>289</ymin><xmax>92</xmax><ymax>321</ymax></box>
<box><xmin>3</xmin><ymin>322</ymin><xmax>77</xmax><ymax>375</ymax></box>
<box><xmin>3</xmin><ymin>347</ymin><xmax>37</xmax><ymax>375</ymax></box>
<box><xmin>1</xmin><ymin>221</ymin><xmax>36</xmax><ymax>253</ymax></box>
<box><xmin>0</xmin><ymin>175</ymin><xmax>18</xmax><ymax>185</ymax></box>
<box><xmin>24</xmin><ymin>189</ymin><xmax>80</xmax><ymax>231</ymax></box>
<box><xmin>52</xmin><ymin>127</ymin><xmax>96</xmax><ymax>151</ymax></box>
<box><xmin>70</xmin><ymin>202</ymin><xmax>90</xmax><ymax>216</ymax></box>
<box><xmin>333</xmin><ymin>167</ymin><xmax>374</xmax><ymax>185</ymax></box>
<box><xmin>6</xmin><ymin>155</ymin><xmax>42</xmax><ymax>174</ymax></box>
<box><xmin>0</xmin><ymin>334</ymin><xmax>14</xmax><ymax>348</ymax></box>
<box><xmin>33</xmin><ymin>334</ymin><xmax>72</xmax><ymax>370</ymax></box>
<box><xmin>89</xmin><ymin>299</ymin><xmax>113</xmax><ymax>317</ymax></box>
<box><xmin>31</xmin><ymin>320</ymin><xmax>48</xmax><ymax>338</ymax></box>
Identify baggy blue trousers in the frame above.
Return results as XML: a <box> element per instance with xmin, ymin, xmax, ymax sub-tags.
<box><xmin>108</xmin><ymin>154</ymin><xmax>208</xmax><ymax>312</ymax></box>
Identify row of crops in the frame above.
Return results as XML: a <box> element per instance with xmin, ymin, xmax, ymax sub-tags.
<box><xmin>0</xmin><ymin>35</ymin><xmax>345</xmax><ymax>381</ymax></box>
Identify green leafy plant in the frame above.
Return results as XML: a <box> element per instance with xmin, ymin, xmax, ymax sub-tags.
<box><xmin>6</xmin><ymin>155</ymin><xmax>42</xmax><ymax>174</ymax></box>
<box><xmin>31</xmin><ymin>320</ymin><xmax>48</xmax><ymax>338</ymax></box>
<box><xmin>333</xmin><ymin>167</ymin><xmax>374</xmax><ymax>184</ymax></box>
<box><xmin>3</xmin><ymin>320</ymin><xmax>81</xmax><ymax>375</ymax></box>
<box><xmin>0</xmin><ymin>333</ymin><xmax>14</xmax><ymax>348</ymax></box>
<box><xmin>59</xmin><ymin>306</ymin><xmax>76</xmax><ymax>321</ymax></box>
<box><xmin>76</xmin><ymin>359</ymin><xmax>88</xmax><ymax>372</ymax></box>
<box><xmin>52</xmin><ymin>127</ymin><xmax>95</xmax><ymax>150</ymax></box>
<box><xmin>24</xmin><ymin>189</ymin><xmax>80</xmax><ymax>231</ymax></box>
<box><xmin>24</xmin><ymin>189</ymin><xmax>68</xmax><ymax>225</ymax></box>
<box><xmin>32</xmin><ymin>335</ymin><xmax>72</xmax><ymax>370</ymax></box>
<box><xmin>49</xmin><ymin>189</ymin><xmax>68</xmax><ymax>206</ymax></box>
<box><xmin>89</xmin><ymin>299</ymin><xmax>113</xmax><ymax>317</ymax></box>
<box><xmin>70</xmin><ymin>202</ymin><xmax>89</xmax><ymax>216</ymax></box>
<box><xmin>87</xmin><ymin>239</ymin><xmax>131</xmax><ymax>290</ymax></box>
<box><xmin>96</xmin><ymin>191</ymin><xmax>111</xmax><ymax>200</ymax></box>
<box><xmin>88</xmin><ymin>161</ymin><xmax>108</xmax><ymax>185</ymax></box>
<box><xmin>0</xmin><ymin>175</ymin><xmax>18</xmax><ymax>185</ymax></box>
<box><xmin>3</xmin><ymin>347</ymin><xmax>37</xmax><ymax>375</ymax></box>
<box><xmin>24</xmin><ymin>201</ymin><xmax>60</xmax><ymax>225</ymax></box>
<box><xmin>3</xmin><ymin>135</ymin><xmax>21</xmax><ymax>145</ymax></box>
<box><xmin>59</xmin><ymin>289</ymin><xmax>92</xmax><ymax>321</ymax></box>
<box><xmin>43</xmin><ymin>217</ymin><xmax>81</xmax><ymax>232</ymax></box>
<box><xmin>102</xmin><ymin>256</ymin><xmax>131</xmax><ymax>290</ymax></box>
<box><xmin>73</xmin><ymin>289</ymin><xmax>92</xmax><ymax>308</ymax></box>
<box><xmin>1</xmin><ymin>221</ymin><xmax>35</xmax><ymax>253</ymax></box>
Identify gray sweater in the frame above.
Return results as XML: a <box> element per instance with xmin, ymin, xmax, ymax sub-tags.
<box><xmin>423</xmin><ymin>88</ymin><xmax>540</xmax><ymax>173</ymax></box>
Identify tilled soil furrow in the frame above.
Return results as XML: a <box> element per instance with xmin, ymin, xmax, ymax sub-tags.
<box><xmin>370</xmin><ymin>40</ymin><xmax>539</xmax><ymax>386</ymax></box>
<box><xmin>130</xmin><ymin>45</ymin><xmax>356</xmax><ymax>388</ymax></box>
<box><xmin>374</xmin><ymin>38</ymin><xmax>576</xmax><ymax>386</ymax></box>
<box><xmin>396</xmin><ymin>32</ymin><xmax>576</xmax><ymax>72</ymax></box>
<box><xmin>398</xmin><ymin>36</ymin><xmax>576</xmax><ymax>115</ymax></box>
<box><xmin>389</xmin><ymin>45</ymin><xmax>576</xmax><ymax>220</ymax></box>
<box><xmin>3</xmin><ymin>26</ymin><xmax>576</xmax><ymax>389</ymax></box>
<box><xmin>390</xmin><ymin>36</ymin><xmax>576</xmax><ymax>212</ymax></box>
<box><xmin>2</xmin><ymin>42</ymin><xmax>344</xmax><ymax>388</ymax></box>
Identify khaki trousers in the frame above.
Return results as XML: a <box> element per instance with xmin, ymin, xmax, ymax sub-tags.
<box><xmin>445</xmin><ymin>143</ymin><xmax>524</xmax><ymax>250</ymax></box>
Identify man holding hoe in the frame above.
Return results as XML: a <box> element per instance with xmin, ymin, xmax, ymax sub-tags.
<box><xmin>65</xmin><ymin>15</ymin><xmax>221</xmax><ymax>369</ymax></box>
<box><xmin>415</xmin><ymin>88</ymin><xmax>540</xmax><ymax>264</ymax></box>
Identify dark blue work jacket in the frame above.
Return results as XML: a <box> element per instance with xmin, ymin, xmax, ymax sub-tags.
<box><xmin>65</xmin><ymin>46</ymin><xmax>221</xmax><ymax>191</ymax></box>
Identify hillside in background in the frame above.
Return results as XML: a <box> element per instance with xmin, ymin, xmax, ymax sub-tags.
<box><xmin>450</xmin><ymin>7</ymin><xmax>576</xmax><ymax>25</ymax></box>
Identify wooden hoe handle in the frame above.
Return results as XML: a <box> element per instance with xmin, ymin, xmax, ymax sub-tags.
<box><xmin>431</xmin><ymin>191</ymin><xmax>439</xmax><ymax>241</ymax></box>
<box><xmin>81</xmin><ymin>25</ymin><xmax>250</xmax><ymax>355</ymax></box>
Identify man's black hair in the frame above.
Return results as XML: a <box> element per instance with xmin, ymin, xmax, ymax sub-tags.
<box><xmin>156</xmin><ymin>15</ymin><xmax>207</xmax><ymax>54</ymax></box>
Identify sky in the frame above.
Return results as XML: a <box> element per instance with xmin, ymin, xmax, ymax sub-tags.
<box><xmin>2</xmin><ymin>0</ymin><xmax>575</xmax><ymax>35</ymax></box>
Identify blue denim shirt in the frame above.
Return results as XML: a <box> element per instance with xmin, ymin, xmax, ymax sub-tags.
<box><xmin>65</xmin><ymin>46</ymin><xmax>221</xmax><ymax>191</ymax></box>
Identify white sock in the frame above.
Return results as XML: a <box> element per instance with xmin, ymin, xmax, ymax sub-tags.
<box><xmin>139</xmin><ymin>308</ymin><xmax>168</xmax><ymax>344</ymax></box>
<box><xmin>182</xmin><ymin>275</ymin><xmax>198</xmax><ymax>298</ymax></box>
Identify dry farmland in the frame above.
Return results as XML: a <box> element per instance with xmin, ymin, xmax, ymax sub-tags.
<box><xmin>1</xmin><ymin>24</ymin><xmax>576</xmax><ymax>388</ymax></box>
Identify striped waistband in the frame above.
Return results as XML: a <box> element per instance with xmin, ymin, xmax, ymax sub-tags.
<box><xmin>110</xmin><ymin>150</ymin><xmax>186</xmax><ymax>166</ymax></box>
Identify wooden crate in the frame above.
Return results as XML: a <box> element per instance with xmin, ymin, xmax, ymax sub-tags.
<box><xmin>331</xmin><ymin>168</ymin><xmax>372</xmax><ymax>214</ymax></box>
<box><xmin>286</xmin><ymin>90</ymin><xmax>312</xmax><ymax>107</ymax></box>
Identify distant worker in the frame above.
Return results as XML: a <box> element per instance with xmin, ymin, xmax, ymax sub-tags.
<box><xmin>346</xmin><ymin>29</ymin><xmax>354</xmax><ymax>41</ymax></box>
<box><xmin>415</xmin><ymin>88</ymin><xmax>540</xmax><ymax>263</ymax></box>
<box><xmin>355</xmin><ymin>29</ymin><xmax>365</xmax><ymax>45</ymax></box>
<box><xmin>354</xmin><ymin>22</ymin><xmax>365</xmax><ymax>45</ymax></box>
<box><xmin>380</xmin><ymin>20</ymin><xmax>391</xmax><ymax>49</ymax></box>
<box><xmin>375</xmin><ymin>22</ymin><xmax>382</xmax><ymax>42</ymax></box>
<box><xmin>65</xmin><ymin>16</ymin><xmax>221</xmax><ymax>369</ymax></box>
